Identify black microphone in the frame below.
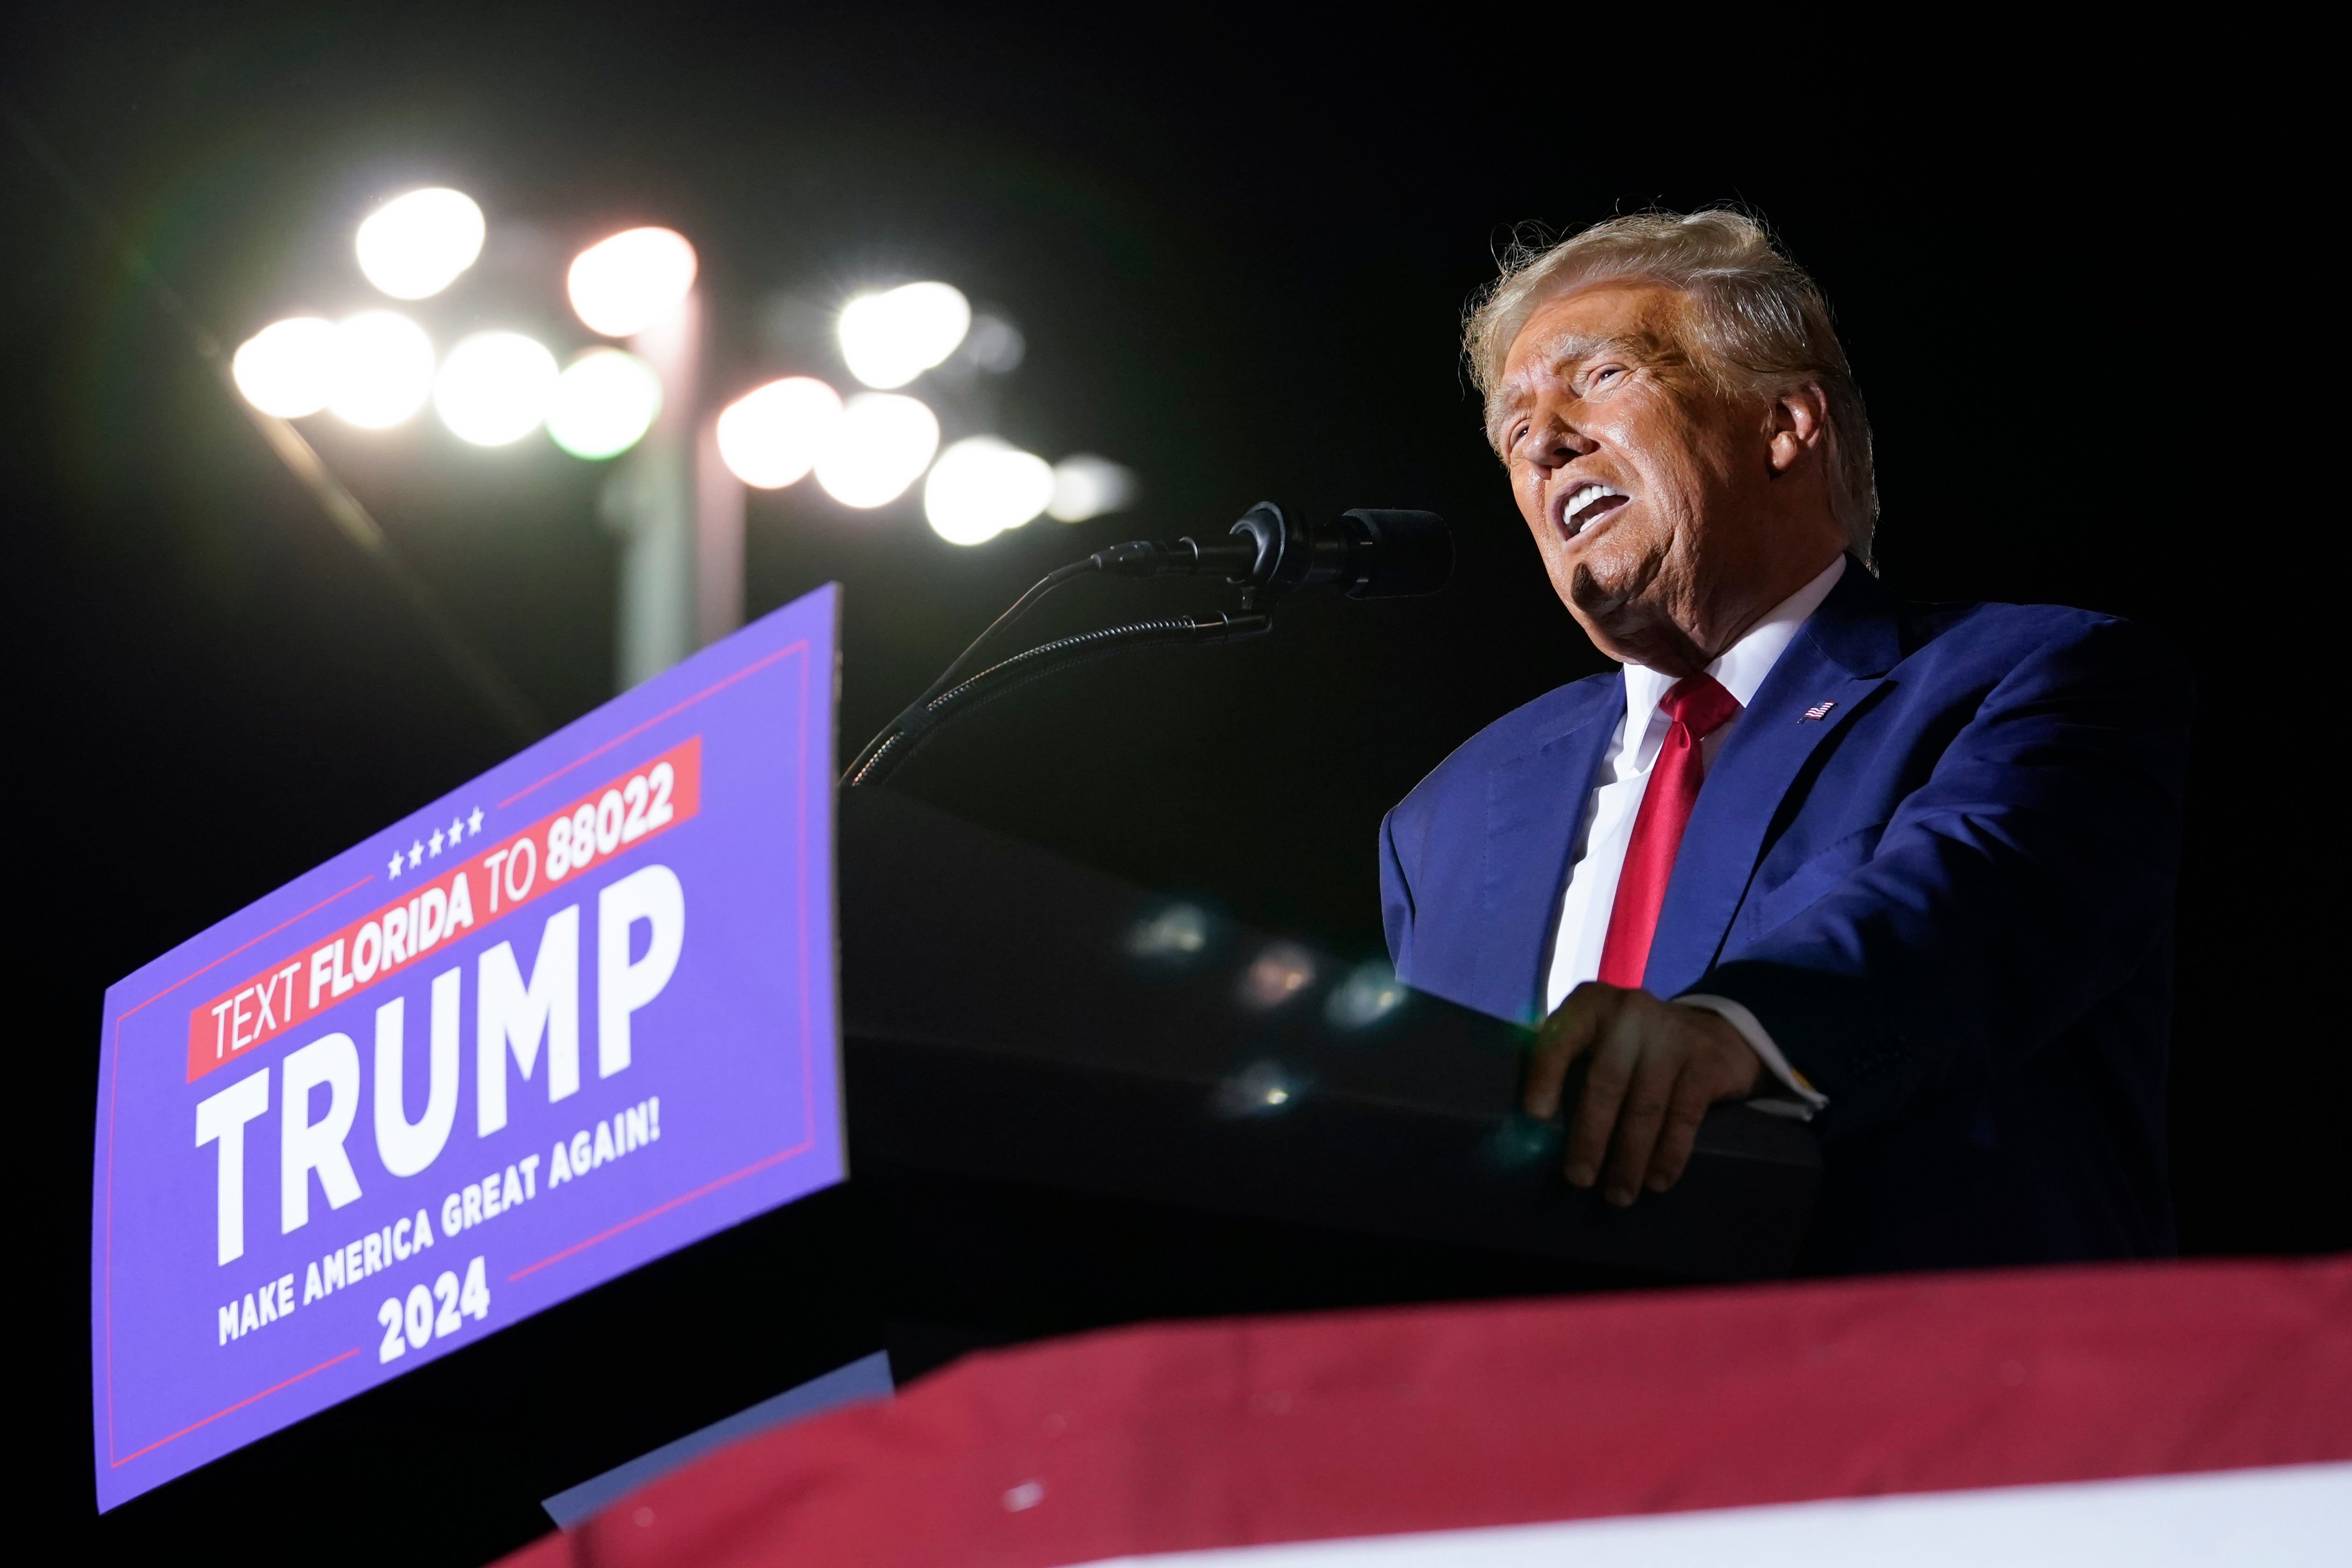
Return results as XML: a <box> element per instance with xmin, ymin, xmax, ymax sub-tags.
<box><xmin>1090</xmin><ymin>502</ymin><xmax>1452</xmax><ymax>603</ymax></box>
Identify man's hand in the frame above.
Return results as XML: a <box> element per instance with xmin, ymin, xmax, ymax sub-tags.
<box><xmin>1524</xmin><ymin>983</ymin><xmax>1764</xmax><ymax>1206</ymax></box>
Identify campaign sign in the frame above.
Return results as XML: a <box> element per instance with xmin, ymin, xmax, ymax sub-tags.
<box><xmin>90</xmin><ymin>585</ymin><xmax>844</xmax><ymax>1511</ymax></box>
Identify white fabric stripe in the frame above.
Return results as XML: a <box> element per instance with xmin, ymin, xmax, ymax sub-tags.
<box><xmin>1068</xmin><ymin>1462</ymin><xmax>2352</xmax><ymax>1568</ymax></box>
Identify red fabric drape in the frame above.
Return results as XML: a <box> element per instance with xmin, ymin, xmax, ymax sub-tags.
<box><xmin>498</xmin><ymin>1255</ymin><xmax>2352</xmax><ymax>1568</ymax></box>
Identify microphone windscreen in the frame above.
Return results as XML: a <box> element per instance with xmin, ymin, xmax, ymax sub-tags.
<box><xmin>1342</xmin><ymin>509</ymin><xmax>1452</xmax><ymax>598</ymax></box>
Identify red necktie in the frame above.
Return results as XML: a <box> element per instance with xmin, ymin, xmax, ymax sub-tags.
<box><xmin>1596</xmin><ymin>674</ymin><xmax>1742</xmax><ymax>989</ymax></box>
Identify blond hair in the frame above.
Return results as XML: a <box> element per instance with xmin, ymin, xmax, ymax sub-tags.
<box><xmin>1465</xmin><ymin>209</ymin><xmax>1877</xmax><ymax>563</ymax></box>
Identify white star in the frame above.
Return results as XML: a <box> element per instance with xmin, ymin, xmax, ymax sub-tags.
<box><xmin>468</xmin><ymin>807</ymin><xmax>484</xmax><ymax>836</ymax></box>
<box><xmin>429</xmin><ymin>828</ymin><xmax>445</xmax><ymax>857</ymax></box>
<box><xmin>409</xmin><ymin>841</ymin><xmax>424</xmax><ymax>869</ymax></box>
<box><xmin>388</xmin><ymin>852</ymin><xmax>404</xmax><ymax>879</ymax></box>
<box><xmin>449</xmin><ymin>816</ymin><xmax>465</xmax><ymax>844</ymax></box>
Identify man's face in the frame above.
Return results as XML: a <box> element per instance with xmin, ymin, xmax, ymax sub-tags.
<box><xmin>1490</xmin><ymin>282</ymin><xmax>1788</xmax><ymax>664</ymax></box>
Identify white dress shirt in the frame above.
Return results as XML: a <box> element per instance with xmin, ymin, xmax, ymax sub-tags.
<box><xmin>1541</xmin><ymin>556</ymin><xmax>1847</xmax><ymax>1117</ymax></box>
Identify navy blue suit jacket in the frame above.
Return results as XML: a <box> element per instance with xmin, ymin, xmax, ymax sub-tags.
<box><xmin>1380</xmin><ymin>561</ymin><xmax>2191</xmax><ymax>1272</ymax></box>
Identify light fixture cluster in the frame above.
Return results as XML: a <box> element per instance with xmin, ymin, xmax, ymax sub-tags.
<box><xmin>230</xmin><ymin>184</ymin><xmax>1140</xmax><ymax>543</ymax></box>
<box><xmin>714</xmin><ymin>282</ymin><xmax>1137</xmax><ymax>544</ymax></box>
<box><xmin>233</xmin><ymin>188</ymin><xmax>685</xmax><ymax>458</ymax></box>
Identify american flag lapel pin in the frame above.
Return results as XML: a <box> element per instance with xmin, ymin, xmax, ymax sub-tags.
<box><xmin>1801</xmin><ymin>699</ymin><xmax>1838</xmax><ymax>722</ymax></box>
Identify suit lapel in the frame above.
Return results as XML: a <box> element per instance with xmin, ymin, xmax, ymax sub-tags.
<box><xmin>1641</xmin><ymin>561</ymin><xmax>1905</xmax><ymax>998</ymax></box>
<box><xmin>1477</xmin><ymin>686</ymin><xmax>1622</xmax><ymax>1024</ymax></box>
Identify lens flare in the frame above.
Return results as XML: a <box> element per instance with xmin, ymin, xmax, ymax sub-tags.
<box><xmin>923</xmin><ymin>436</ymin><xmax>1055</xmax><ymax>545</ymax></box>
<box><xmin>1125</xmin><ymin>902</ymin><xmax>1210</xmax><ymax>961</ymax></box>
<box><xmin>546</xmin><ymin>349</ymin><xmax>662</xmax><ymax>459</ymax></box>
<box><xmin>1214</xmin><ymin>1060</ymin><xmax>1301</xmax><ymax>1119</ymax></box>
<box><xmin>354</xmin><ymin>188</ymin><xmax>486</xmax><ymax>301</ymax></box>
<box><xmin>325</xmin><ymin>311</ymin><xmax>435</xmax><ymax>429</ymax></box>
<box><xmin>1325</xmin><ymin>961</ymin><xmax>1407</xmax><ymax>1030</ymax></box>
<box><xmin>715</xmin><ymin>377</ymin><xmax>843</xmax><ymax>488</ymax></box>
<box><xmin>1239</xmin><ymin>943</ymin><xmax>1318</xmax><ymax>1010</ymax></box>
<box><xmin>812</xmin><ymin>393</ymin><xmax>939</xmax><ymax>508</ymax></box>
<box><xmin>837</xmin><ymin>282</ymin><xmax>971</xmax><ymax>389</ymax></box>
<box><xmin>232</xmin><ymin>317</ymin><xmax>337</xmax><ymax>417</ymax></box>
<box><xmin>567</xmin><ymin>227</ymin><xmax>699</xmax><ymax>338</ymax></box>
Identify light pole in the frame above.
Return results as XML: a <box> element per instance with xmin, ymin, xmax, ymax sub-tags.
<box><xmin>604</xmin><ymin>292</ymin><xmax>750</xmax><ymax>687</ymax></box>
<box><xmin>563</xmin><ymin>225</ymin><xmax>740</xmax><ymax>688</ymax></box>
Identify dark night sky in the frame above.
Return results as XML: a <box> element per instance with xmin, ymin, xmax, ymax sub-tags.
<box><xmin>5</xmin><ymin>3</ymin><xmax>2335</xmax><ymax>1549</ymax></box>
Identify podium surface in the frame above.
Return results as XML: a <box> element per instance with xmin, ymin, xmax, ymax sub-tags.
<box><xmin>840</xmin><ymin>789</ymin><xmax>1821</xmax><ymax>1289</ymax></box>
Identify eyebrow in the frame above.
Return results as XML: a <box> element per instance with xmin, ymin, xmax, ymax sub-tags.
<box><xmin>1485</xmin><ymin>329</ymin><xmax>1655</xmax><ymax>432</ymax></box>
<box><xmin>1486</xmin><ymin>322</ymin><xmax>1693</xmax><ymax>439</ymax></box>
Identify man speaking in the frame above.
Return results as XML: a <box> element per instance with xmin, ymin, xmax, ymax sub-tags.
<box><xmin>1381</xmin><ymin>210</ymin><xmax>2189</xmax><ymax>1272</ymax></box>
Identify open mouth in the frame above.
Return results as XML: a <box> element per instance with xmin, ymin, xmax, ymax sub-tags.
<box><xmin>1559</xmin><ymin>482</ymin><xmax>1629</xmax><ymax>539</ymax></box>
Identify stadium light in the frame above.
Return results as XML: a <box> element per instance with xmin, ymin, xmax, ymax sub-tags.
<box><xmin>813</xmin><ymin>393</ymin><xmax>939</xmax><ymax>508</ymax></box>
<box><xmin>434</xmin><ymin>332</ymin><xmax>560</xmax><ymax>447</ymax></box>
<box><xmin>568</xmin><ymin>228</ymin><xmax>699</xmax><ymax>339</ymax></box>
<box><xmin>545</xmin><ymin>348</ymin><xmax>663</xmax><ymax>460</ymax></box>
<box><xmin>1046</xmin><ymin>454</ymin><xmax>1141</xmax><ymax>523</ymax></box>
<box><xmin>354</xmin><ymin>188</ymin><xmax>486</xmax><ymax>301</ymax></box>
<box><xmin>325</xmin><ymin>310</ymin><xmax>436</xmax><ymax>429</ymax></box>
<box><xmin>923</xmin><ymin>436</ymin><xmax>1055</xmax><ymax>545</ymax></box>
<box><xmin>232</xmin><ymin>317</ymin><xmax>338</xmax><ymax>417</ymax></box>
<box><xmin>838</xmin><ymin>282</ymin><xmax>971</xmax><ymax>390</ymax></box>
<box><xmin>714</xmin><ymin>378</ymin><xmax>843</xmax><ymax>488</ymax></box>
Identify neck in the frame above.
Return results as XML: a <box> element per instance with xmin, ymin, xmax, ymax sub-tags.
<box><xmin>1583</xmin><ymin>544</ymin><xmax>1844</xmax><ymax>676</ymax></box>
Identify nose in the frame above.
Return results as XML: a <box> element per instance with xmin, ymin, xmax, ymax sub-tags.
<box><xmin>1525</xmin><ymin>413</ymin><xmax>1595</xmax><ymax>473</ymax></box>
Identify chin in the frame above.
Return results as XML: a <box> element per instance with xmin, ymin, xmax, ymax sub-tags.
<box><xmin>1563</xmin><ymin>535</ymin><xmax>1636</xmax><ymax>599</ymax></box>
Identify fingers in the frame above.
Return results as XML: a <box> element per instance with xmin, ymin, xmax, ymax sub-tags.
<box><xmin>1599</xmin><ymin>1052</ymin><xmax>1679</xmax><ymax>1207</ymax></box>
<box><xmin>1643</xmin><ymin>1068</ymin><xmax>1717</xmax><ymax>1195</ymax></box>
<box><xmin>1523</xmin><ymin>984</ymin><xmax>1609</xmax><ymax>1120</ymax></box>
<box><xmin>1564</xmin><ymin>1027</ymin><xmax>1639</xmax><ymax>1192</ymax></box>
<box><xmin>1641</xmin><ymin>1016</ymin><xmax>1764</xmax><ymax>1194</ymax></box>
<box><xmin>1544</xmin><ymin>991</ymin><xmax>1768</xmax><ymax>1204</ymax></box>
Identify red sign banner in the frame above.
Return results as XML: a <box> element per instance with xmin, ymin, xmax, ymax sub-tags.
<box><xmin>185</xmin><ymin>738</ymin><xmax>702</xmax><ymax>1082</ymax></box>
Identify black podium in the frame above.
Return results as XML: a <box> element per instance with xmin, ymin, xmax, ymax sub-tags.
<box><xmin>838</xmin><ymin>788</ymin><xmax>1822</xmax><ymax>1342</ymax></box>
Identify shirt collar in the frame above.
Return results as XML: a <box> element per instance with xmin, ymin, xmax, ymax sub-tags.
<box><xmin>1619</xmin><ymin>555</ymin><xmax>1848</xmax><ymax>751</ymax></box>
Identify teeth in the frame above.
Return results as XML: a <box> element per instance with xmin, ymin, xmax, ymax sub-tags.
<box><xmin>1564</xmin><ymin>483</ymin><xmax>1621</xmax><ymax>524</ymax></box>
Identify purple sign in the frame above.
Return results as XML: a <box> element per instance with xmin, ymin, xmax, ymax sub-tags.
<box><xmin>90</xmin><ymin>585</ymin><xmax>844</xmax><ymax>1511</ymax></box>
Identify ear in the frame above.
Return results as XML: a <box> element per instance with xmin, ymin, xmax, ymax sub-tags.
<box><xmin>1765</xmin><ymin>384</ymin><xmax>1831</xmax><ymax>476</ymax></box>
